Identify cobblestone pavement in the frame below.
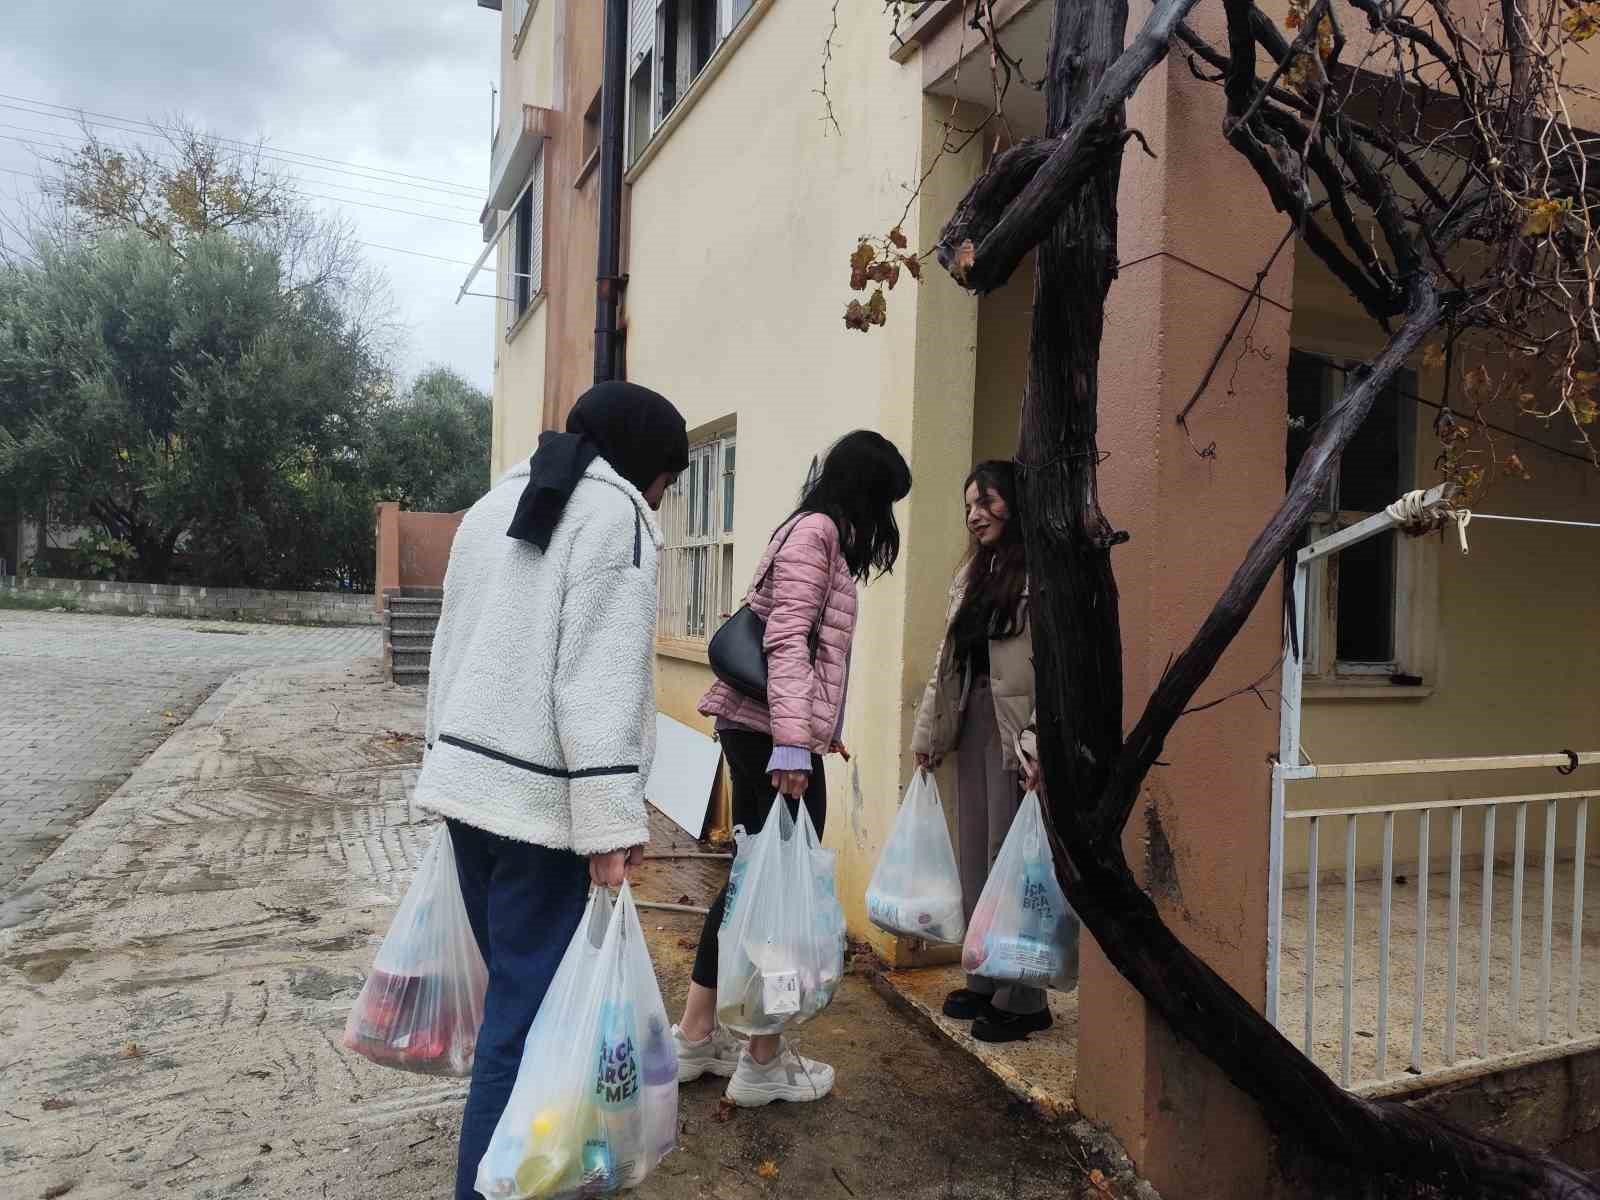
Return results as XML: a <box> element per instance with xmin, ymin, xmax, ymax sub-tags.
<box><xmin>0</xmin><ymin>665</ymin><xmax>1108</xmax><ymax>1200</ymax></box>
<box><xmin>0</xmin><ymin>610</ymin><xmax>379</xmax><ymax>901</ymax></box>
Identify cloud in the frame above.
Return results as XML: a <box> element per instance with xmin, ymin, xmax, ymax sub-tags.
<box><xmin>0</xmin><ymin>0</ymin><xmax>498</xmax><ymax>390</ymax></box>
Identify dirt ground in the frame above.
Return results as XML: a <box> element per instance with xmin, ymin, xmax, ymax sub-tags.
<box><xmin>0</xmin><ymin>664</ymin><xmax>1118</xmax><ymax>1200</ymax></box>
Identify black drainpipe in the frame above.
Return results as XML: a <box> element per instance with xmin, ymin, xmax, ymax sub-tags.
<box><xmin>594</xmin><ymin>0</ymin><xmax>628</xmax><ymax>385</ymax></box>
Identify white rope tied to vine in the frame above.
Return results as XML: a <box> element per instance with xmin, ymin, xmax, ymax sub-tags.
<box><xmin>1383</xmin><ymin>491</ymin><xmax>1600</xmax><ymax>555</ymax></box>
<box><xmin>1384</xmin><ymin>489</ymin><xmax>1473</xmax><ymax>554</ymax></box>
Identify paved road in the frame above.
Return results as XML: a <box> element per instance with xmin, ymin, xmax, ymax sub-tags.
<box><xmin>0</xmin><ymin>611</ymin><xmax>379</xmax><ymax>900</ymax></box>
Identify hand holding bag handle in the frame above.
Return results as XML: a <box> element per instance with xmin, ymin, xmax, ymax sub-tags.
<box><xmin>707</xmin><ymin>518</ymin><xmax>831</xmax><ymax>702</ymax></box>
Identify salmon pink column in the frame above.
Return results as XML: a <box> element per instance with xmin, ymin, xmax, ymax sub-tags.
<box><xmin>1072</xmin><ymin>21</ymin><xmax>1294</xmax><ymax>1198</ymax></box>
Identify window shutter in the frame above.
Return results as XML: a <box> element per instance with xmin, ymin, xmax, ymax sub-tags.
<box><xmin>529</xmin><ymin>147</ymin><xmax>544</xmax><ymax>294</ymax></box>
<box><xmin>628</xmin><ymin>0</ymin><xmax>655</xmax><ymax>65</ymax></box>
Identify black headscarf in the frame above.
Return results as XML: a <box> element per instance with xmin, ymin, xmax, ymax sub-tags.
<box><xmin>507</xmin><ymin>380</ymin><xmax>689</xmax><ymax>550</ymax></box>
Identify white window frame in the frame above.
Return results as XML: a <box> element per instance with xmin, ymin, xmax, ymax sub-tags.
<box><xmin>624</xmin><ymin>0</ymin><xmax>749</xmax><ymax>164</ymax></box>
<box><xmin>1289</xmin><ymin>351</ymin><xmax>1432</xmax><ymax>684</ymax></box>
<box><xmin>504</xmin><ymin>148</ymin><xmax>544</xmax><ymax>337</ymax></box>
<box><xmin>657</xmin><ymin>430</ymin><xmax>736</xmax><ymax>642</ymax></box>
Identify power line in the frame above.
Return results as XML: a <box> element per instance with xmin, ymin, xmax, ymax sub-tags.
<box><xmin>356</xmin><ymin>240</ymin><xmax>479</xmax><ymax>267</ymax></box>
<box><xmin>0</xmin><ymin>181</ymin><xmax>477</xmax><ymax>269</ymax></box>
<box><xmin>0</xmin><ymin>99</ymin><xmax>485</xmax><ymax>201</ymax></box>
<box><xmin>1303</xmin><ymin>351</ymin><xmax>1598</xmax><ymax>469</ymax></box>
<box><xmin>0</xmin><ymin>92</ymin><xmax>482</xmax><ymax>198</ymax></box>
<box><xmin>0</xmin><ymin>132</ymin><xmax>478</xmax><ymax>228</ymax></box>
<box><xmin>0</xmin><ymin>120</ymin><xmax>479</xmax><ymax>215</ymax></box>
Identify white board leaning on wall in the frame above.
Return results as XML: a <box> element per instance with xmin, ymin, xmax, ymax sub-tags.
<box><xmin>646</xmin><ymin>712</ymin><xmax>722</xmax><ymax>838</ymax></box>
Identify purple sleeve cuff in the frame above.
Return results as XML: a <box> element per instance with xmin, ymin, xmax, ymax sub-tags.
<box><xmin>766</xmin><ymin>745</ymin><xmax>812</xmax><ymax>773</ymax></box>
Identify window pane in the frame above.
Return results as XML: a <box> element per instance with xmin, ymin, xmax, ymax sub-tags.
<box><xmin>687</xmin><ymin>457</ymin><xmax>700</xmax><ymax>533</ymax></box>
<box><xmin>688</xmin><ymin>547</ymin><xmax>705</xmax><ymax>637</ymax></box>
<box><xmin>1285</xmin><ymin>351</ymin><xmax>1326</xmax><ymax>492</ymax></box>
<box><xmin>722</xmin><ymin>442</ymin><xmax>735</xmax><ymax>532</ymax></box>
<box><xmin>1339</xmin><ymin>377</ymin><xmax>1411</xmax><ymax>513</ymax></box>
<box><xmin>628</xmin><ymin>57</ymin><xmax>652</xmax><ymax>161</ymax></box>
<box><xmin>693</xmin><ymin>0</ymin><xmax>717</xmax><ymax>74</ymax></box>
<box><xmin>700</xmin><ymin>448</ymin><xmax>713</xmax><ymax>536</ymax></box>
<box><xmin>513</xmin><ymin>187</ymin><xmax>533</xmax><ymax>315</ymax></box>
<box><xmin>1336</xmin><ymin>529</ymin><xmax>1397</xmax><ymax>664</ymax></box>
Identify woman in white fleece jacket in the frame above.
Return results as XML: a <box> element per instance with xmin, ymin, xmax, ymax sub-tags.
<box><xmin>414</xmin><ymin>381</ymin><xmax>687</xmax><ymax>1200</ymax></box>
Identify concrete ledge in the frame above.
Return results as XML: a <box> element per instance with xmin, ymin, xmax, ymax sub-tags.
<box><xmin>870</xmin><ymin>961</ymin><xmax>1080</xmax><ymax>1121</ymax></box>
<box><xmin>1</xmin><ymin>576</ymin><xmax>380</xmax><ymax>626</ymax></box>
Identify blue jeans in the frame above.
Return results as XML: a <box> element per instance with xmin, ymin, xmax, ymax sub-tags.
<box><xmin>447</xmin><ymin>818</ymin><xmax>590</xmax><ymax>1200</ymax></box>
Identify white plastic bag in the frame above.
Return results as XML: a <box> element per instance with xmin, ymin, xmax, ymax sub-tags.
<box><xmin>961</xmin><ymin>791</ymin><xmax>1080</xmax><ymax>991</ymax></box>
<box><xmin>716</xmin><ymin>798</ymin><xmax>845</xmax><ymax>1035</ymax></box>
<box><xmin>477</xmin><ymin>882</ymin><xmax>678</xmax><ymax>1199</ymax></box>
<box><xmin>343</xmin><ymin>823</ymin><xmax>488</xmax><ymax>1076</ymax></box>
<box><xmin>865</xmin><ymin>770</ymin><xmax>965</xmax><ymax>944</ymax></box>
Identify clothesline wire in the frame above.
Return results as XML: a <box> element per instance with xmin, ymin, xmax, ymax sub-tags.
<box><xmin>1465</xmin><ymin>513</ymin><xmax>1600</xmax><ymax>530</ymax></box>
<box><xmin>1299</xmin><ymin>350</ymin><xmax>1598</xmax><ymax>469</ymax></box>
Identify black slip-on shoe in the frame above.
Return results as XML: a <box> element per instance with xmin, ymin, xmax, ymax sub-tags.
<box><xmin>941</xmin><ymin>988</ymin><xmax>992</xmax><ymax>1020</ymax></box>
<box><xmin>972</xmin><ymin>1006</ymin><xmax>1053</xmax><ymax>1043</ymax></box>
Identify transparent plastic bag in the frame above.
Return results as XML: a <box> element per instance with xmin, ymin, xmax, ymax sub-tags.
<box><xmin>961</xmin><ymin>791</ymin><xmax>1080</xmax><ymax>991</ymax></box>
<box><xmin>343</xmin><ymin>823</ymin><xmax>488</xmax><ymax>1076</ymax></box>
<box><xmin>865</xmin><ymin>769</ymin><xmax>965</xmax><ymax>944</ymax></box>
<box><xmin>477</xmin><ymin>882</ymin><xmax>677</xmax><ymax>1199</ymax></box>
<box><xmin>716</xmin><ymin>798</ymin><xmax>845</xmax><ymax>1035</ymax></box>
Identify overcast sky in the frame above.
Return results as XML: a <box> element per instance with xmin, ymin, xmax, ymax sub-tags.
<box><xmin>0</xmin><ymin>1</ymin><xmax>499</xmax><ymax>390</ymax></box>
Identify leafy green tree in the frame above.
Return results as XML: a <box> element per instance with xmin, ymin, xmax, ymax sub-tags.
<box><xmin>367</xmin><ymin>366</ymin><xmax>492</xmax><ymax>514</ymax></box>
<box><xmin>0</xmin><ymin>232</ymin><xmax>383</xmax><ymax>587</ymax></box>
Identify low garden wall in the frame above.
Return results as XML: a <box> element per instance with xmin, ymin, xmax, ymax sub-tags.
<box><xmin>0</xmin><ymin>576</ymin><xmax>380</xmax><ymax>626</ymax></box>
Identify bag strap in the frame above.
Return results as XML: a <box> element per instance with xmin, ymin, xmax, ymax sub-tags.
<box><xmin>747</xmin><ymin>516</ymin><xmax>836</xmax><ymax>657</ymax></box>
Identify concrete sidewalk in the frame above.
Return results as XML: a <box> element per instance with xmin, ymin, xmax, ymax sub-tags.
<box><xmin>0</xmin><ymin>663</ymin><xmax>1140</xmax><ymax>1199</ymax></box>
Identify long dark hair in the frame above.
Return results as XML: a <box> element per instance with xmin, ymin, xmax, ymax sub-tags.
<box><xmin>947</xmin><ymin>460</ymin><xmax>1028</xmax><ymax>679</ymax></box>
<box><xmin>790</xmin><ymin>430</ymin><xmax>912</xmax><ymax>582</ymax></box>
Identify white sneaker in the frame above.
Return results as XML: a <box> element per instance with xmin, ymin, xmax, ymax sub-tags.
<box><xmin>673</xmin><ymin>1024</ymin><xmax>741</xmax><ymax>1082</ymax></box>
<box><xmin>724</xmin><ymin>1041</ymin><xmax>835</xmax><ymax>1107</ymax></box>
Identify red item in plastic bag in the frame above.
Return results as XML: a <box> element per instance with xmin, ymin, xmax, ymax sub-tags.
<box><xmin>344</xmin><ymin>826</ymin><xmax>487</xmax><ymax>1076</ymax></box>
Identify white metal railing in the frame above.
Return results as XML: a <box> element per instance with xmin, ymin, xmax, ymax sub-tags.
<box><xmin>1271</xmin><ymin>770</ymin><xmax>1600</xmax><ymax>1087</ymax></box>
<box><xmin>1267</xmin><ymin>486</ymin><xmax>1600</xmax><ymax>1088</ymax></box>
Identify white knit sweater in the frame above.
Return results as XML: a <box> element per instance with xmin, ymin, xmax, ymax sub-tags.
<box><xmin>415</xmin><ymin>457</ymin><xmax>660</xmax><ymax>855</ymax></box>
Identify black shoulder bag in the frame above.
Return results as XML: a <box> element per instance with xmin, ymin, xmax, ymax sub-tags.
<box><xmin>707</xmin><ymin>521</ymin><xmax>831</xmax><ymax>702</ymax></box>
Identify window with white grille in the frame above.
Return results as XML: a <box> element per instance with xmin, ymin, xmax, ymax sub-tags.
<box><xmin>657</xmin><ymin>431</ymin><xmax>736</xmax><ymax>641</ymax></box>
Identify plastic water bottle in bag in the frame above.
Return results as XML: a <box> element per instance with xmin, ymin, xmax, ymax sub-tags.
<box><xmin>593</xmin><ymin>997</ymin><xmax>644</xmax><ymax>1187</ymax></box>
<box><xmin>640</xmin><ymin>1016</ymin><xmax>678</xmax><ymax>1163</ymax></box>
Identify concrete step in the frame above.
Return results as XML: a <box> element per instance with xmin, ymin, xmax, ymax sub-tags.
<box><xmin>387</xmin><ymin>614</ymin><xmax>439</xmax><ymax>635</ymax></box>
<box><xmin>399</xmin><ymin>586</ymin><xmax>444</xmax><ymax>600</ymax></box>
<box><xmin>388</xmin><ymin>634</ymin><xmax>435</xmax><ymax>654</ymax></box>
<box><xmin>387</xmin><ymin>597</ymin><xmax>442</xmax><ymax>615</ymax></box>
<box><xmin>390</xmin><ymin>648</ymin><xmax>433</xmax><ymax>669</ymax></box>
<box><xmin>391</xmin><ymin>664</ymin><xmax>430</xmax><ymax>686</ymax></box>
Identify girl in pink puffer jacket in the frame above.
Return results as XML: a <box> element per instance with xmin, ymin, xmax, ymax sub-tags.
<box><xmin>675</xmin><ymin>430</ymin><xmax>912</xmax><ymax>1108</ymax></box>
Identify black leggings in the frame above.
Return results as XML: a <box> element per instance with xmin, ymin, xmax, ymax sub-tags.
<box><xmin>690</xmin><ymin>728</ymin><xmax>827</xmax><ymax>989</ymax></box>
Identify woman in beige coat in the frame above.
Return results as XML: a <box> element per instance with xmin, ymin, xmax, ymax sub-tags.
<box><xmin>911</xmin><ymin>460</ymin><xmax>1053</xmax><ymax>1043</ymax></box>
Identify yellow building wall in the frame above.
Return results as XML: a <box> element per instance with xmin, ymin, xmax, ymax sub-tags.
<box><xmin>492</xmin><ymin>301</ymin><xmax>548</xmax><ymax>478</ymax></box>
<box><xmin>623</xmin><ymin>0</ymin><xmax>983</xmax><ymax>958</ymax></box>
<box><xmin>488</xmin><ymin>0</ymin><xmax>557</xmax><ymax>477</ymax></box>
<box><xmin>971</xmin><ymin>251</ymin><xmax>1032</xmax><ymax>465</ymax></box>
<box><xmin>1288</xmin><ymin>257</ymin><xmax>1600</xmax><ymax>878</ymax></box>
